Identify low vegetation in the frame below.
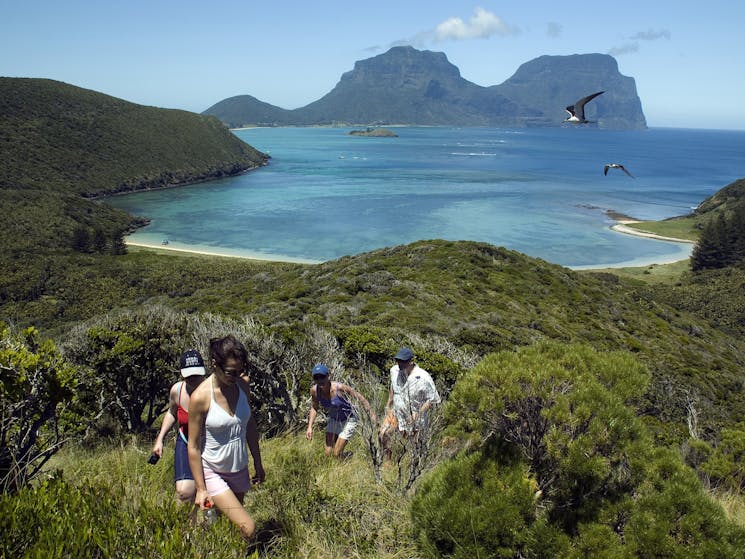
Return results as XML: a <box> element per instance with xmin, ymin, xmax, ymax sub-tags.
<box><xmin>621</xmin><ymin>217</ymin><xmax>699</xmax><ymax>241</ymax></box>
<box><xmin>414</xmin><ymin>342</ymin><xmax>745</xmax><ymax>557</ymax></box>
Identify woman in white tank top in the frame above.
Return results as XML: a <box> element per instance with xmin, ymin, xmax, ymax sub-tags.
<box><xmin>188</xmin><ymin>335</ymin><xmax>265</xmax><ymax>542</ymax></box>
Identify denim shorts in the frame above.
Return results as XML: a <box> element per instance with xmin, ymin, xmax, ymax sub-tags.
<box><xmin>174</xmin><ymin>432</ymin><xmax>194</xmax><ymax>482</ymax></box>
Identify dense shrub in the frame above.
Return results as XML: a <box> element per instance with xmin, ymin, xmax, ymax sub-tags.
<box><xmin>412</xmin><ymin>449</ymin><xmax>570</xmax><ymax>558</ymax></box>
<box><xmin>0</xmin><ymin>323</ymin><xmax>81</xmax><ymax>493</ymax></box>
<box><xmin>624</xmin><ymin>448</ymin><xmax>745</xmax><ymax>558</ymax></box>
<box><xmin>412</xmin><ymin>342</ymin><xmax>745</xmax><ymax>557</ymax></box>
<box><xmin>61</xmin><ymin>306</ymin><xmax>194</xmax><ymax>434</ymax></box>
<box><xmin>700</xmin><ymin>426</ymin><xmax>745</xmax><ymax>491</ymax></box>
<box><xmin>443</xmin><ymin>341</ymin><xmax>650</xmax><ymax>527</ymax></box>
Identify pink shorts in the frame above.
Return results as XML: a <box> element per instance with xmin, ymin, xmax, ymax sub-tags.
<box><xmin>203</xmin><ymin>464</ymin><xmax>251</xmax><ymax>497</ymax></box>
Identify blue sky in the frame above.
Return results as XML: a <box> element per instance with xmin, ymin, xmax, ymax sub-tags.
<box><xmin>3</xmin><ymin>1</ymin><xmax>744</xmax><ymax>129</ymax></box>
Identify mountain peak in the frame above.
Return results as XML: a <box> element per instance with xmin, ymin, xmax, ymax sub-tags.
<box><xmin>203</xmin><ymin>47</ymin><xmax>646</xmax><ymax>129</ymax></box>
<box><xmin>339</xmin><ymin>46</ymin><xmax>462</xmax><ymax>89</ymax></box>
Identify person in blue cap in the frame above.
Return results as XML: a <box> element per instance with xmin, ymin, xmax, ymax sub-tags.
<box><xmin>379</xmin><ymin>347</ymin><xmax>441</xmax><ymax>459</ymax></box>
<box><xmin>306</xmin><ymin>363</ymin><xmax>376</xmax><ymax>458</ymax></box>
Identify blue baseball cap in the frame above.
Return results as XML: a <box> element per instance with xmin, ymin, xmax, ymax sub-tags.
<box><xmin>395</xmin><ymin>347</ymin><xmax>414</xmax><ymax>361</ymax></box>
<box><xmin>312</xmin><ymin>363</ymin><xmax>329</xmax><ymax>377</ymax></box>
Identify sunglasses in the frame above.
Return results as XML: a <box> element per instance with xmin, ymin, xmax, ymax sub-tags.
<box><xmin>217</xmin><ymin>365</ymin><xmax>245</xmax><ymax>377</ymax></box>
<box><xmin>312</xmin><ymin>375</ymin><xmax>328</xmax><ymax>382</ymax></box>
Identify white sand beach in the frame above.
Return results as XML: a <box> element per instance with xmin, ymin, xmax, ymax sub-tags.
<box><xmin>568</xmin><ymin>220</ymin><xmax>693</xmax><ymax>270</ymax></box>
<box><xmin>128</xmin><ymin>224</ymin><xmax>693</xmax><ymax>270</ymax></box>
<box><xmin>125</xmin><ymin>241</ymin><xmax>321</xmax><ymax>264</ymax></box>
<box><xmin>610</xmin><ymin>221</ymin><xmax>695</xmax><ymax>244</ymax></box>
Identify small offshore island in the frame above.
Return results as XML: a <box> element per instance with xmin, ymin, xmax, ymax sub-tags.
<box><xmin>348</xmin><ymin>126</ymin><xmax>398</xmax><ymax>137</ymax></box>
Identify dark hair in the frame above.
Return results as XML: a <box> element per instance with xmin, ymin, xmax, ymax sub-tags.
<box><xmin>209</xmin><ymin>334</ymin><xmax>248</xmax><ymax>370</ymax></box>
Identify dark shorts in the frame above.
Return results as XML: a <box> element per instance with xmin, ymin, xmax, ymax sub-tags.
<box><xmin>174</xmin><ymin>432</ymin><xmax>194</xmax><ymax>482</ymax></box>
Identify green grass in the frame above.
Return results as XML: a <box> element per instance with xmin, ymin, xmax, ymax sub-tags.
<box><xmin>34</xmin><ymin>434</ymin><xmax>420</xmax><ymax>559</ymax></box>
<box><xmin>716</xmin><ymin>491</ymin><xmax>745</xmax><ymax>528</ymax></box>
<box><xmin>22</xmin><ymin>426</ymin><xmax>744</xmax><ymax>558</ymax></box>
<box><xmin>580</xmin><ymin>259</ymin><xmax>691</xmax><ymax>285</ymax></box>
<box><xmin>622</xmin><ymin>217</ymin><xmax>700</xmax><ymax>242</ymax></box>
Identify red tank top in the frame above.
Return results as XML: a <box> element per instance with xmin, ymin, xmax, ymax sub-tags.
<box><xmin>177</xmin><ymin>381</ymin><xmax>189</xmax><ymax>439</ymax></box>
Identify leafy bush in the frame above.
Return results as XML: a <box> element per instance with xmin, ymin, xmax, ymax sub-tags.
<box><xmin>412</xmin><ymin>342</ymin><xmax>745</xmax><ymax>557</ymax></box>
<box><xmin>0</xmin><ymin>323</ymin><xmax>80</xmax><ymax>493</ymax></box>
<box><xmin>444</xmin><ymin>341</ymin><xmax>650</xmax><ymax>527</ymax></box>
<box><xmin>61</xmin><ymin>306</ymin><xmax>194</xmax><ymax>434</ymax></box>
<box><xmin>624</xmin><ymin>448</ymin><xmax>745</xmax><ymax>558</ymax></box>
<box><xmin>700</xmin><ymin>426</ymin><xmax>745</xmax><ymax>491</ymax></box>
<box><xmin>411</xmin><ymin>449</ymin><xmax>569</xmax><ymax>558</ymax></box>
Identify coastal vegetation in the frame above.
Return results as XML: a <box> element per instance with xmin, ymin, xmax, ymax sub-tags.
<box><xmin>2</xmin><ymin>80</ymin><xmax>745</xmax><ymax>556</ymax></box>
<box><xmin>690</xmin><ymin>179</ymin><xmax>745</xmax><ymax>270</ymax></box>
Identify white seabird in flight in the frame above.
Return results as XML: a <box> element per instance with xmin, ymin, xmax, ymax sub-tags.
<box><xmin>564</xmin><ymin>91</ymin><xmax>604</xmax><ymax>124</ymax></box>
<box><xmin>603</xmin><ymin>163</ymin><xmax>635</xmax><ymax>178</ymax></box>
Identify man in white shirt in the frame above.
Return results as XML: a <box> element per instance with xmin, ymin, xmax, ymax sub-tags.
<box><xmin>379</xmin><ymin>347</ymin><xmax>441</xmax><ymax>459</ymax></box>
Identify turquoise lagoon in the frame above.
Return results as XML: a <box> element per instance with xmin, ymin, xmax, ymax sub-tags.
<box><xmin>105</xmin><ymin>126</ymin><xmax>745</xmax><ymax>268</ymax></box>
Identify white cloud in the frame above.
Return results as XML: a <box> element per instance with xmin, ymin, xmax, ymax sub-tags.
<box><xmin>607</xmin><ymin>43</ymin><xmax>640</xmax><ymax>57</ymax></box>
<box><xmin>433</xmin><ymin>8</ymin><xmax>519</xmax><ymax>41</ymax></box>
<box><xmin>607</xmin><ymin>28</ymin><xmax>670</xmax><ymax>58</ymax></box>
<box><xmin>380</xmin><ymin>8</ymin><xmax>519</xmax><ymax>52</ymax></box>
<box><xmin>630</xmin><ymin>29</ymin><xmax>671</xmax><ymax>41</ymax></box>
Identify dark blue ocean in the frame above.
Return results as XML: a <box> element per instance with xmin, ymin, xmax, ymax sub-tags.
<box><xmin>105</xmin><ymin>127</ymin><xmax>745</xmax><ymax>268</ymax></box>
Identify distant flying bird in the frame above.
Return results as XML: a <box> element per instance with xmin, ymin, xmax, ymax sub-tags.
<box><xmin>564</xmin><ymin>91</ymin><xmax>604</xmax><ymax>124</ymax></box>
<box><xmin>603</xmin><ymin>163</ymin><xmax>635</xmax><ymax>178</ymax></box>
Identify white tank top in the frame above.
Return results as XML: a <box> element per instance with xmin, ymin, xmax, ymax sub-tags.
<box><xmin>201</xmin><ymin>377</ymin><xmax>251</xmax><ymax>473</ymax></box>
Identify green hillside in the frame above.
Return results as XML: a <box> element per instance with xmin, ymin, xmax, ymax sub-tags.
<box><xmin>0</xmin><ymin>77</ymin><xmax>270</xmax><ymax>259</ymax></box>
<box><xmin>0</xmin><ymin>77</ymin><xmax>268</xmax><ymax>196</ymax></box>
<box><xmin>695</xmin><ymin>177</ymin><xmax>745</xmax><ymax>215</ymax></box>
<box><xmin>3</xmin><ymin>238</ymin><xmax>744</xmax><ymax>440</ymax></box>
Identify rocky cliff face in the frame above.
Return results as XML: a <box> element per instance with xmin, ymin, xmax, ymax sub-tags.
<box><xmin>203</xmin><ymin>47</ymin><xmax>646</xmax><ymax>130</ymax></box>
<box><xmin>295</xmin><ymin>46</ymin><xmax>520</xmax><ymax>126</ymax></box>
<box><xmin>495</xmin><ymin>53</ymin><xmax>647</xmax><ymax>129</ymax></box>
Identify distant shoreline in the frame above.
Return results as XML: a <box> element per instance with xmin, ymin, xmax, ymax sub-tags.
<box><xmin>126</xmin><ymin>217</ymin><xmax>693</xmax><ymax>270</ymax></box>
<box><xmin>566</xmin><ymin>216</ymin><xmax>692</xmax><ymax>270</ymax></box>
<box><xmin>609</xmin><ymin>217</ymin><xmax>695</xmax><ymax>245</ymax></box>
<box><xmin>125</xmin><ymin>241</ymin><xmax>319</xmax><ymax>264</ymax></box>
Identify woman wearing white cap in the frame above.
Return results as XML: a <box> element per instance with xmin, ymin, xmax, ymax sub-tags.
<box><xmin>151</xmin><ymin>348</ymin><xmax>207</xmax><ymax>503</ymax></box>
<box><xmin>306</xmin><ymin>363</ymin><xmax>376</xmax><ymax>459</ymax></box>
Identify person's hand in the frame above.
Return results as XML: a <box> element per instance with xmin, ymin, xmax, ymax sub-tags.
<box><xmin>152</xmin><ymin>441</ymin><xmax>163</xmax><ymax>457</ymax></box>
<box><xmin>305</xmin><ymin>426</ymin><xmax>313</xmax><ymax>440</ymax></box>
<box><xmin>195</xmin><ymin>488</ymin><xmax>210</xmax><ymax>510</ymax></box>
<box><xmin>251</xmin><ymin>464</ymin><xmax>266</xmax><ymax>485</ymax></box>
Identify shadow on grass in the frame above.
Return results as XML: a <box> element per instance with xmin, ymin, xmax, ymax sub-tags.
<box><xmin>245</xmin><ymin>519</ymin><xmax>285</xmax><ymax>557</ymax></box>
